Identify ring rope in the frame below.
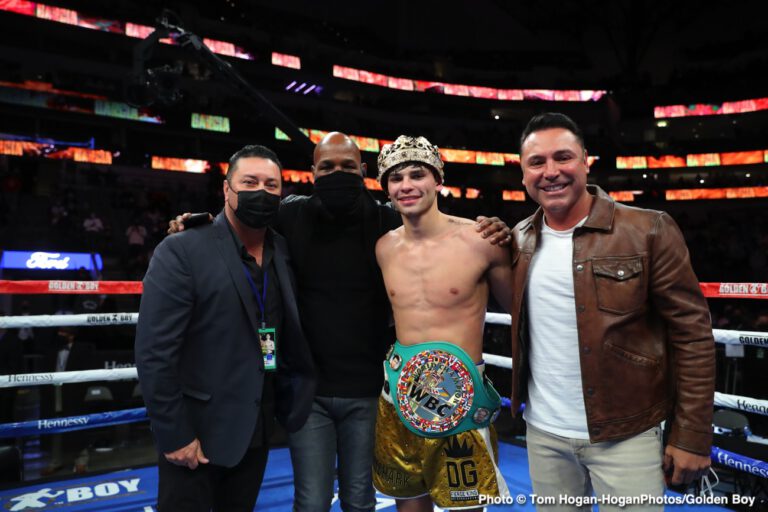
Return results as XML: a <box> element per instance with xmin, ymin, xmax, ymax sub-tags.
<box><xmin>2</xmin><ymin>280</ymin><xmax>767</xmax><ymax>298</ymax></box>
<box><xmin>711</xmin><ymin>446</ymin><xmax>768</xmax><ymax>479</ymax></box>
<box><xmin>1</xmin><ymin>408</ymin><xmax>765</xmax><ymax>479</ymax></box>
<box><xmin>714</xmin><ymin>392</ymin><xmax>768</xmax><ymax>417</ymax></box>
<box><xmin>701</xmin><ymin>282</ymin><xmax>768</xmax><ymax>299</ymax></box>
<box><xmin>0</xmin><ymin>280</ymin><xmax>143</xmax><ymax>294</ymax></box>
<box><xmin>0</xmin><ymin>368</ymin><xmax>138</xmax><ymax>388</ymax></box>
<box><xmin>2</xmin><ymin>314</ymin><xmax>765</xmax><ymax>349</ymax></box>
<box><xmin>0</xmin><ymin>313</ymin><xmax>139</xmax><ymax>328</ymax></box>
<box><xmin>3</xmin><ymin>365</ymin><xmax>768</xmax><ymax>419</ymax></box>
<box><xmin>0</xmin><ymin>408</ymin><xmax>147</xmax><ymax>439</ymax></box>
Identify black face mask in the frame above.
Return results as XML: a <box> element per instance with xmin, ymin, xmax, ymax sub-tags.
<box><xmin>230</xmin><ymin>188</ymin><xmax>281</xmax><ymax>228</ymax></box>
<box><xmin>314</xmin><ymin>172</ymin><xmax>365</xmax><ymax>215</ymax></box>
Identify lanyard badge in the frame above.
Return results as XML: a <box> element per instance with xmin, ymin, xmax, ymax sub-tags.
<box><xmin>243</xmin><ymin>263</ymin><xmax>277</xmax><ymax>372</ymax></box>
<box><xmin>259</xmin><ymin>327</ymin><xmax>277</xmax><ymax>371</ymax></box>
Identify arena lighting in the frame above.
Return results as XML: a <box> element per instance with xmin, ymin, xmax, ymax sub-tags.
<box><xmin>271</xmin><ymin>52</ymin><xmax>301</xmax><ymax>69</ymax></box>
<box><xmin>151</xmin><ymin>156</ymin><xmax>208</xmax><ymax>173</ymax></box>
<box><xmin>617</xmin><ymin>150</ymin><xmax>768</xmax><ymax>170</ymax></box>
<box><xmin>608</xmin><ymin>191</ymin><xmax>638</xmax><ymax>202</ymax></box>
<box><xmin>666</xmin><ymin>187</ymin><xmax>768</xmax><ymax>200</ymax></box>
<box><xmin>655</xmin><ymin>97</ymin><xmax>768</xmax><ymax>118</ymax></box>
<box><xmin>502</xmin><ymin>191</ymin><xmax>526</xmax><ymax>202</ymax></box>
<box><xmin>285</xmin><ymin>82</ymin><xmax>321</xmax><ymax>95</ymax></box>
<box><xmin>276</xmin><ymin>126</ymin><xmax>602</xmax><ymax>166</ymax></box>
<box><xmin>332</xmin><ymin>64</ymin><xmax>607</xmax><ymax>102</ymax></box>
<box><xmin>0</xmin><ymin>133</ymin><xmax>94</xmax><ymax>149</ymax></box>
<box><xmin>190</xmin><ymin>113</ymin><xmax>230</xmax><ymax>133</ymax></box>
<box><xmin>0</xmin><ymin>82</ymin><xmax>164</xmax><ymax>124</ymax></box>
<box><xmin>0</xmin><ymin>138</ymin><xmax>113</xmax><ymax>164</ymax></box>
<box><xmin>439</xmin><ymin>187</ymin><xmax>461</xmax><ymax>198</ymax></box>
<box><xmin>274</xmin><ymin>127</ymin><xmax>530</xmax><ymax>166</ymax></box>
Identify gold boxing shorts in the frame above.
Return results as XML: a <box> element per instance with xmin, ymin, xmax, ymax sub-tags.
<box><xmin>373</xmin><ymin>394</ymin><xmax>510</xmax><ymax>509</ymax></box>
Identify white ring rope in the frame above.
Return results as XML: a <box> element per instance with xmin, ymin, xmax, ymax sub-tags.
<box><xmin>484</xmin><ymin>312</ymin><xmax>511</xmax><ymax>326</ymax></box>
<box><xmin>0</xmin><ymin>313</ymin><xmax>138</xmax><ymax>328</ymax></box>
<box><xmin>714</xmin><ymin>392</ymin><xmax>768</xmax><ymax>417</ymax></box>
<box><xmin>2</xmin><ymin>364</ymin><xmax>768</xmax><ymax>419</ymax></box>
<box><xmin>0</xmin><ymin>368</ymin><xmax>137</xmax><ymax>388</ymax></box>
<box><xmin>2</xmin><ymin>311</ymin><xmax>767</xmax><ymax>419</ymax></box>
<box><xmin>483</xmin><ymin>353</ymin><xmax>513</xmax><ymax>370</ymax></box>
<box><xmin>712</xmin><ymin>328</ymin><xmax>768</xmax><ymax>347</ymax></box>
<box><xmin>2</xmin><ymin>313</ymin><xmax>765</xmax><ymax>348</ymax></box>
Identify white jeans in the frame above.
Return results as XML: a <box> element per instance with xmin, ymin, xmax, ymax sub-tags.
<box><xmin>526</xmin><ymin>423</ymin><xmax>664</xmax><ymax>511</ymax></box>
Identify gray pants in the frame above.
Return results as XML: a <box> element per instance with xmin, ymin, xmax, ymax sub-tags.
<box><xmin>526</xmin><ymin>423</ymin><xmax>664</xmax><ymax>511</ymax></box>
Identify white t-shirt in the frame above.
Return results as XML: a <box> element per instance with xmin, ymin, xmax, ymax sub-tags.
<box><xmin>523</xmin><ymin>217</ymin><xmax>590</xmax><ymax>439</ymax></box>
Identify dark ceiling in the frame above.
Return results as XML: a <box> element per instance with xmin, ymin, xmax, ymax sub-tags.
<box><xmin>49</xmin><ymin>0</ymin><xmax>768</xmax><ymax>95</ymax></box>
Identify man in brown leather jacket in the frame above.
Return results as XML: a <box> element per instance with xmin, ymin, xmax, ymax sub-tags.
<box><xmin>510</xmin><ymin>113</ymin><xmax>715</xmax><ymax>508</ymax></box>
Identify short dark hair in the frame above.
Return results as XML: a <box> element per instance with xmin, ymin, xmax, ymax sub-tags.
<box><xmin>226</xmin><ymin>145</ymin><xmax>283</xmax><ymax>182</ymax></box>
<box><xmin>519</xmin><ymin>113</ymin><xmax>585</xmax><ymax>153</ymax></box>
<box><xmin>383</xmin><ymin>161</ymin><xmax>442</xmax><ymax>191</ymax></box>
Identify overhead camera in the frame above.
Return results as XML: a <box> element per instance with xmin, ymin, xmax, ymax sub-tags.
<box><xmin>125</xmin><ymin>63</ymin><xmax>184</xmax><ymax>108</ymax></box>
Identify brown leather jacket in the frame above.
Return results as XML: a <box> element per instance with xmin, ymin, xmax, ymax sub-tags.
<box><xmin>510</xmin><ymin>186</ymin><xmax>715</xmax><ymax>455</ymax></box>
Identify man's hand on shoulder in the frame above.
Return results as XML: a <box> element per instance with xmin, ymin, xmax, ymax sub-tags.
<box><xmin>167</xmin><ymin>212</ymin><xmax>214</xmax><ymax>235</ymax></box>
<box><xmin>475</xmin><ymin>216</ymin><xmax>512</xmax><ymax>247</ymax></box>
<box><xmin>663</xmin><ymin>445</ymin><xmax>710</xmax><ymax>486</ymax></box>
<box><xmin>164</xmin><ymin>438</ymin><xmax>209</xmax><ymax>469</ymax></box>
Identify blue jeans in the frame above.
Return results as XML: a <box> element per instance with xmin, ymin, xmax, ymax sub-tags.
<box><xmin>288</xmin><ymin>396</ymin><xmax>378</xmax><ymax>512</ymax></box>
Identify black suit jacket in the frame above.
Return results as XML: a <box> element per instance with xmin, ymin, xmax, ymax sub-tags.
<box><xmin>135</xmin><ymin>212</ymin><xmax>315</xmax><ymax>468</ymax></box>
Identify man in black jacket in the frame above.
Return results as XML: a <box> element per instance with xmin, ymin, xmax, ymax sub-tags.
<box><xmin>276</xmin><ymin>133</ymin><xmax>401</xmax><ymax>512</ymax></box>
<box><xmin>136</xmin><ymin>145</ymin><xmax>315</xmax><ymax>512</ymax></box>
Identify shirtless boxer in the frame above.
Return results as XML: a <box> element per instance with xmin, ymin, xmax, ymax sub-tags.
<box><xmin>373</xmin><ymin>135</ymin><xmax>514</xmax><ymax>512</ymax></box>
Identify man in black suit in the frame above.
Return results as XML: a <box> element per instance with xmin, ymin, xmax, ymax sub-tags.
<box><xmin>135</xmin><ymin>144</ymin><xmax>315</xmax><ymax>512</ymax></box>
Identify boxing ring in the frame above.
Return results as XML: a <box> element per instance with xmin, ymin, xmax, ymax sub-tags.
<box><xmin>0</xmin><ymin>279</ymin><xmax>766</xmax><ymax>510</ymax></box>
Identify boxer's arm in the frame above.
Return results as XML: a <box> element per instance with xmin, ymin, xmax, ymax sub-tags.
<box><xmin>486</xmin><ymin>243</ymin><xmax>514</xmax><ymax>314</ymax></box>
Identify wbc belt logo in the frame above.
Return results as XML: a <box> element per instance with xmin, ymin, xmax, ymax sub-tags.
<box><xmin>395</xmin><ymin>349</ymin><xmax>474</xmax><ymax>435</ymax></box>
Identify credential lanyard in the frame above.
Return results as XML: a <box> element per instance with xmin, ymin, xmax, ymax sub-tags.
<box><xmin>242</xmin><ymin>263</ymin><xmax>268</xmax><ymax>328</ymax></box>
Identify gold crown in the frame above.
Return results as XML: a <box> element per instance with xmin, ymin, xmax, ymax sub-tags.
<box><xmin>377</xmin><ymin>135</ymin><xmax>444</xmax><ymax>186</ymax></box>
